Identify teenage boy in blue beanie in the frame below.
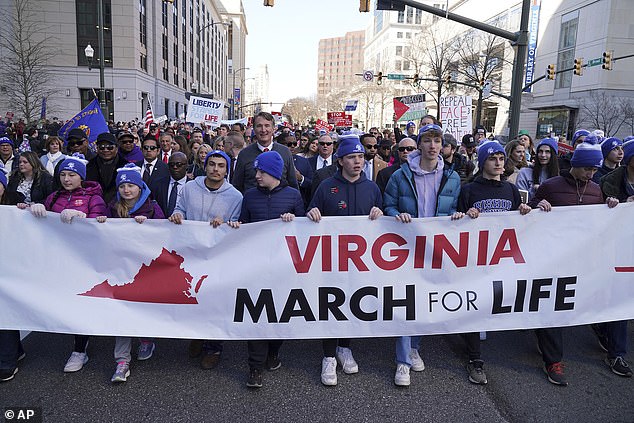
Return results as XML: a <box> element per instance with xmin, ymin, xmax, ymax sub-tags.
<box><xmin>383</xmin><ymin>124</ymin><xmax>461</xmax><ymax>386</ymax></box>
<box><xmin>592</xmin><ymin>137</ymin><xmax>623</xmax><ymax>183</ymax></box>
<box><xmin>227</xmin><ymin>151</ymin><xmax>304</xmax><ymax>388</ymax></box>
<box><xmin>307</xmin><ymin>134</ymin><xmax>383</xmax><ymax>386</ymax></box>
<box><xmin>529</xmin><ymin>143</ymin><xmax>622</xmax><ymax>383</ymax></box>
<box><xmin>452</xmin><ymin>141</ymin><xmax>532</xmax><ymax>385</ymax></box>
<box><xmin>169</xmin><ymin>150</ymin><xmax>242</xmax><ymax>370</ymax></box>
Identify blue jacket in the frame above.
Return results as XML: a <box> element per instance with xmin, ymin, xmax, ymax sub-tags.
<box><xmin>309</xmin><ymin>171</ymin><xmax>382</xmax><ymax>216</ymax></box>
<box><xmin>240</xmin><ymin>184</ymin><xmax>305</xmax><ymax>223</ymax></box>
<box><xmin>383</xmin><ymin>162</ymin><xmax>460</xmax><ymax>217</ymax></box>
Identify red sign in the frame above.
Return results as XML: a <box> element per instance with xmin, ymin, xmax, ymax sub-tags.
<box><xmin>327</xmin><ymin>112</ymin><xmax>352</xmax><ymax>127</ymax></box>
<box><xmin>558</xmin><ymin>142</ymin><xmax>574</xmax><ymax>155</ymax></box>
<box><xmin>315</xmin><ymin>119</ymin><xmax>333</xmax><ymax>131</ymax></box>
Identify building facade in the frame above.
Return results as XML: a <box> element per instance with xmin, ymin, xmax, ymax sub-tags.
<box><xmin>317</xmin><ymin>30</ymin><xmax>365</xmax><ymax>99</ymax></box>
<box><xmin>0</xmin><ymin>0</ymin><xmax>247</xmax><ymax>123</ymax></box>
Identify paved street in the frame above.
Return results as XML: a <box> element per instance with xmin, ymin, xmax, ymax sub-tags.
<box><xmin>1</xmin><ymin>324</ymin><xmax>633</xmax><ymax>422</ymax></box>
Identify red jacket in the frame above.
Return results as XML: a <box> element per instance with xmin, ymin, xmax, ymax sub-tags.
<box><xmin>529</xmin><ymin>170</ymin><xmax>603</xmax><ymax>207</ymax></box>
<box><xmin>44</xmin><ymin>181</ymin><xmax>107</xmax><ymax>217</ymax></box>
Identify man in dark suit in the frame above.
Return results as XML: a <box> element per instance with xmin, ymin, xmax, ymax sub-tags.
<box><xmin>277</xmin><ymin>133</ymin><xmax>313</xmax><ymax>207</ymax></box>
<box><xmin>308</xmin><ymin>134</ymin><xmax>335</xmax><ymax>172</ymax></box>
<box><xmin>310</xmin><ymin>162</ymin><xmax>338</xmax><ymax>202</ymax></box>
<box><xmin>150</xmin><ymin>152</ymin><xmax>191</xmax><ymax>217</ymax></box>
<box><xmin>136</xmin><ymin>135</ymin><xmax>169</xmax><ymax>187</ymax></box>
<box><xmin>376</xmin><ymin>137</ymin><xmax>417</xmax><ymax>193</ymax></box>
<box><xmin>86</xmin><ymin>132</ymin><xmax>128</xmax><ymax>204</ymax></box>
<box><xmin>232</xmin><ymin>112</ymin><xmax>297</xmax><ymax>193</ymax></box>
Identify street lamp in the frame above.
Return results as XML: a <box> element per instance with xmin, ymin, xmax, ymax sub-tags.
<box><xmin>84</xmin><ymin>44</ymin><xmax>94</xmax><ymax>70</ymax></box>
<box><xmin>197</xmin><ymin>21</ymin><xmax>230</xmax><ymax>95</ymax></box>
<box><xmin>231</xmin><ymin>66</ymin><xmax>249</xmax><ymax>119</ymax></box>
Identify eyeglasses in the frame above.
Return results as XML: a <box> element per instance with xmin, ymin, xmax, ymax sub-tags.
<box><xmin>398</xmin><ymin>146</ymin><xmax>417</xmax><ymax>152</ymax></box>
<box><xmin>300</xmin><ymin>138</ymin><xmax>309</xmax><ymax>142</ymax></box>
<box><xmin>319</xmin><ymin>142</ymin><xmax>333</xmax><ymax>146</ymax></box>
<box><xmin>380</xmin><ymin>146</ymin><xmax>391</xmax><ymax>150</ymax></box>
<box><xmin>370</xmin><ymin>132</ymin><xmax>379</xmax><ymax>136</ymax></box>
<box><xmin>119</xmin><ymin>139</ymin><xmax>134</xmax><ymax>144</ymax></box>
<box><xmin>168</xmin><ymin>162</ymin><xmax>187</xmax><ymax>168</ymax></box>
<box><xmin>97</xmin><ymin>144</ymin><xmax>116</xmax><ymax>151</ymax></box>
<box><xmin>365</xmin><ymin>144</ymin><xmax>378</xmax><ymax>149</ymax></box>
<box><xmin>142</xmin><ymin>145</ymin><xmax>159</xmax><ymax>151</ymax></box>
<box><xmin>67</xmin><ymin>140</ymin><xmax>84</xmax><ymax>147</ymax></box>
<box><xmin>286</xmin><ymin>142</ymin><xmax>298</xmax><ymax>147</ymax></box>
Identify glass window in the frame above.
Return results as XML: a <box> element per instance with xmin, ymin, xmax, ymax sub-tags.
<box><xmin>396</xmin><ymin>46</ymin><xmax>402</xmax><ymax>56</ymax></box>
<box><xmin>397</xmin><ymin>10</ymin><xmax>404</xmax><ymax>23</ymax></box>
<box><xmin>406</xmin><ymin>6</ymin><xmax>413</xmax><ymax>24</ymax></box>
<box><xmin>397</xmin><ymin>32</ymin><xmax>403</xmax><ymax>38</ymax></box>
<box><xmin>76</xmin><ymin>0</ymin><xmax>112</xmax><ymax>67</ymax></box>
<box><xmin>415</xmin><ymin>9</ymin><xmax>422</xmax><ymax>25</ymax></box>
<box><xmin>555</xmin><ymin>13</ymin><xmax>578</xmax><ymax>89</ymax></box>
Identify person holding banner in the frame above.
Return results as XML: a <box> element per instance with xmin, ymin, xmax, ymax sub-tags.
<box><xmin>0</xmin><ymin>168</ymin><xmax>26</xmax><ymax>382</ymax></box>
<box><xmin>94</xmin><ymin>164</ymin><xmax>164</xmax><ymax>382</ymax></box>
<box><xmin>516</xmin><ymin>138</ymin><xmax>560</xmax><ymax>202</ymax></box>
<box><xmin>529</xmin><ymin>142</ymin><xmax>624</xmax><ymax>382</ymax></box>
<box><xmin>227</xmin><ymin>151</ymin><xmax>305</xmax><ymax>389</ymax></box>
<box><xmin>307</xmin><ymin>134</ymin><xmax>383</xmax><ymax>386</ymax></box>
<box><xmin>451</xmin><ymin>141</ymin><xmax>532</xmax><ymax>385</ymax></box>
<box><xmin>169</xmin><ymin>150</ymin><xmax>242</xmax><ymax>370</ymax></box>
<box><xmin>383</xmin><ymin>124</ymin><xmax>461</xmax><ymax>386</ymax></box>
<box><xmin>24</xmin><ymin>153</ymin><xmax>107</xmax><ymax>373</ymax></box>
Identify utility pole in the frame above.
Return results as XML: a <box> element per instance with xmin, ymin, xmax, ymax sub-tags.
<box><xmin>97</xmin><ymin>0</ymin><xmax>107</xmax><ymax>120</ymax></box>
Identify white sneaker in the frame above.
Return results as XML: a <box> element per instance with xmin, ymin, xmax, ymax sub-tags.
<box><xmin>395</xmin><ymin>363</ymin><xmax>411</xmax><ymax>386</ymax></box>
<box><xmin>336</xmin><ymin>346</ymin><xmax>359</xmax><ymax>374</ymax></box>
<box><xmin>111</xmin><ymin>361</ymin><xmax>130</xmax><ymax>383</ymax></box>
<box><xmin>321</xmin><ymin>357</ymin><xmax>337</xmax><ymax>386</ymax></box>
<box><xmin>409</xmin><ymin>348</ymin><xmax>425</xmax><ymax>372</ymax></box>
<box><xmin>64</xmin><ymin>352</ymin><xmax>88</xmax><ymax>373</ymax></box>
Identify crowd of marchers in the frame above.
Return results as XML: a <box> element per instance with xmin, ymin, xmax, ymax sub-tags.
<box><xmin>1</xmin><ymin>111</ymin><xmax>632</xmax><ymax>389</ymax></box>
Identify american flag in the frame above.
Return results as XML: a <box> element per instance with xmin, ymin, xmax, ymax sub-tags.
<box><xmin>144</xmin><ymin>104</ymin><xmax>154</xmax><ymax>129</ymax></box>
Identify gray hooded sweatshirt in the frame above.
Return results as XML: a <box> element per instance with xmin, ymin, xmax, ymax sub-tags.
<box><xmin>173</xmin><ymin>176</ymin><xmax>242</xmax><ymax>222</ymax></box>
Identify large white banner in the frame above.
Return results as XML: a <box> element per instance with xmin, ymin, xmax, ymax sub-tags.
<box><xmin>1</xmin><ymin>204</ymin><xmax>633</xmax><ymax>340</ymax></box>
<box><xmin>185</xmin><ymin>95</ymin><xmax>225</xmax><ymax>127</ymax></box>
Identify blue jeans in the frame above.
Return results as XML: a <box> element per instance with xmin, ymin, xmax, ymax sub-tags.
<box><xmin>396</xmin><ymin>336</ymin><xmax>421</xmax><ymax>366</ymax></box>
<box><xmin>0</xmin><ymin>330</ymin><xmax>23</xmax><ymax>370</ymax></box>
<box><xmin>596</xmin><ymin>321</ymin><xmax>628</xmax><ymax>358</ymax></box>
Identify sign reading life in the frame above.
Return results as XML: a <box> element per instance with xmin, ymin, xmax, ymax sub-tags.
<box><xmin>186</xmin><ymin>95</ymin><xmax>225</xmax><ymax>127</ymax></box>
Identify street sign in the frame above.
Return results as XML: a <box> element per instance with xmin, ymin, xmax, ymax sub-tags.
<box><xmin>587</xmin><ymin>58</ymin><xmax>602</xmax><ymax>67</ymax></box>
<box><xmin>387</xmin><ymin>73</ymin><xmax>406</xmax><ymax>80</ymax></box>
<box><xmin>393</xmin><ymin>93</ymin><xmax>426</xmax><ymax>122</ymax></box>
<box><xmin>482</xmin><ymin>81</ymin><xmax>493</xmax><ymax>99</ymax></box>
<box><xmin>363</xmin><ymin>70</ymin><xmax>374</xmax><ymax>81</ymax></box>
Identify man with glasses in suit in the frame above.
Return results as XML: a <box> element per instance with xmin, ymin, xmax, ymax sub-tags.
<box><xmin>86</xmin><ymin>132</ymin><xmax>128</xmax><ymax>203</ymax></box>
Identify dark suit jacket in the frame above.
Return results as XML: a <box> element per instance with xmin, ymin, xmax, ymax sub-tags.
<box><xmin>150</xmin><ymin>176</ymin><xmax>192</xmax><ymax>217</ymax></box>
<box><xmin>86</xmin><ymin>155</ymin><xmax>129</xmax><ymax>204</ymax></box>
<box><xmin>293</xmin><ymin>154</ymin><xmax>313</xmax><ymax>207</ymax></box>
<box><xmin>308</xmin><ymin>155</ymin><xmax>334</xmax><ymax>173</ymax></box>
<box><xmin>233</xmin><ymin>142</ymin><xmax>298</xmax><ymax>193</ymax></box>
<box><xmin>309</xmin><ymin>163</ymin><xmax>338</xmax><ymax>203</ymax></box>
<box><xmin>376</xmin><ymin>163</ymin><xmax>401</xmax><ymax>194</ymax></box>
<box><xmin>135</xmin><ymin>159</ymin><xmax>170</xmax><ymax>186</ymax></box>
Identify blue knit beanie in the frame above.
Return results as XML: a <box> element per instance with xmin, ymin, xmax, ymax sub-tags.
<box><xmin>116</xmin><ymin>163</ymin><xmax>144</xmax><ymax>188</ymax></box>
<box><xmin>59</xmin><ymin>153</ymin><xmax>88</xmax><ymax>180</ymax></box>
<box><xmin>477</xmin><ymin>141</ymin><xmax>506</xmax><ymax>170</ymax></box>
<box><xmin>600</xmin><ymin>137</ymin><xmax>623</xmax><ymax>159</ymax></box>
<box><xmin>570</xmin><ymin>142</ymin><xmax>603</xmax><ymax>168</ymax></box>
<box><xmin>254</xmin><ymin>150</ymin><xmax>284</xmax><ymax>180</ymax></box>
<box><xmin>572</xmin><ymin>130</ymin><xmax>590</xmax><ymax>145</ymax></box>
<box><xmin>336</xmin><ymin>134</ymin><xmax>365</xmax><ymax>157</ymax></box>
<box><xmin>583</xmin><ymin>134</ymin><xmax>599</xmax><ymax>145</ymax></box>
<box><xmin>537</xmin><ymin>137</ymin><xmax>559</xmax><ymax>155</ymax></box>
<box><xmin>622</xmin><ymin>139</ymin><xmax>634</xmax><ymax>166</ymax></box>
<box><xmin>0</xmin><ymin>137</ymin><xmax>14</xmax><ymax>147</ymax></box>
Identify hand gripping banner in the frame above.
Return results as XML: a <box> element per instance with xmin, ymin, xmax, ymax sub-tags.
<box><xmin>0</xmin><ymin>204</ymin><xmax>632</xmax><ymax>339</ymax></box>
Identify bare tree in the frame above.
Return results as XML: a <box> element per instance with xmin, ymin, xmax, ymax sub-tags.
<box><xmin>281</xmin><ymin>97</ymin><xmax>318</xmax><ymax>127</ymax></box>
<box><xmin>578</xmin><ymin>91</ymin><xmax>625</xmax><ymax>136</ymax></box>
<box><xmin>454</xmin><ymin>31</ymin><xmax>508</xmax><ymax>127</ymax></box>
<box><xmin>619</xmin><ymin>97</ymin><xmax>634</xmax><ymax>135</ymax></box>
<box><xmin>0</xmin><ymin>0</ymin><xmax>56</xmax><ymax>124</ymax></box>
<box><xmin>404</xmin><ymin>22</ymin><xmax>459</xmax><ymax>120</ymax></box>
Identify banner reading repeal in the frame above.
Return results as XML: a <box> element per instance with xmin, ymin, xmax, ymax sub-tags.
<box><xmin>1</xmin><ymin>204</ymin><xmax>632</xmax><ymax>340</ymax></box>
<box><xmin>440</xmin><ymin>95</ymin><xmax>473</xmax><ymax>142</ymax></box>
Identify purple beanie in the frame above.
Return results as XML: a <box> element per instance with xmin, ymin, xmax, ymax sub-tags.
<box><xmin>254</xmin><ymin>150</ymin><xmax>284</xmax><ymax>180</ymax></box>
<box><xmin>116</xmin><ymin>163</ymin><xmax>144</xmax><ymax>188</ymax></box>
<box><xmin>570</xmin><ymin>143</ymin><xmax>603</xmax><ymax>168</ymax></box>
<box><xmin>537</xmin><ymin>137</ymin><xmax>559</xmax><ymax>155</ymax></box>
<box><xmin>477</xmin><ymin>141</ymin><xmax>506</xmax><ymax>170</ymax></box>
<box><xmin>600</xmin><ymin>137</ymin><xmax>622</xmax><ymax>159</ymax></box>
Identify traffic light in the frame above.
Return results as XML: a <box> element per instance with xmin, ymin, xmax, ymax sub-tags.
<box><xmin>412</xmin><ymin>73</ymin><xmax>419</xmax><ymax>83</ymax></box>
<box><xmin>573</xmin><ymin>58</ymin><xmax>583</xmax><ymax>76</ymax></box>
<box><xmin>263</xmin><ymin>0</ymin><xmax>274</xmax><ymax>6</ymax></box>
<box><xmin>546</xmin><ymin>64</ymin><xmax>556</xmax><ymax>80</ymax></box>
<box><xmin>359</xmin><ymin>0</ymin><xmax>371</xmax><ymax>12</ymax></box>
<box><xmin>602</xmin><ymin>50</ymin><xmax>613</xmax><ymax>70</ymax></box>
<box><xmin>479</xmin><ymin>78</ymin><xmax>485</xmax><ymax>87</ymax></box>
<box><xmin>445</xmin><ymin>74</ymin><xmax>452</xmax><ymax>84</ymax></box>
<box><xmin>376</xmin><ymin>0</ymin><xmax>406</xmax><ymax>11</ymax></box>
<box><xmin>377</xmin><ymin>71</ymin><xmax>383</xmax><ymax>85</ymax></box>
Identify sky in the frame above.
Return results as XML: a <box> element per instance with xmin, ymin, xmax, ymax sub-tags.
<box><xmin>242</xmin><ymin>0</ymin><xmax>372</xmax><ymax>104</ymax></box>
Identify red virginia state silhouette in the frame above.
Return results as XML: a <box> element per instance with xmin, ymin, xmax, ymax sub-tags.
<box><xmin>79</xmin><ymin>248</ymin><xmax>208</xmax><ymax>304</ymax></box>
